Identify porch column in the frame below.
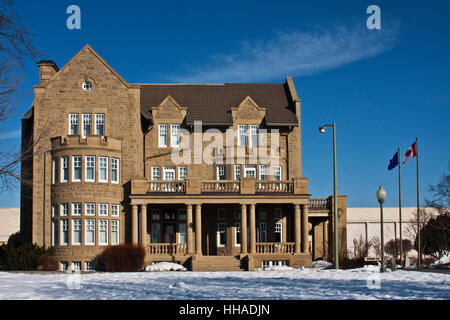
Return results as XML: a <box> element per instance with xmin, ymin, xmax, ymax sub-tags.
<box><xmin>240</xmin><ymin>204</ymin><xmax>247</xmax><ymax>254</ymax></box>
<box><xmin>131</xmin><ymin>204</ymin><xmax>138</xmax><ymax>245</ymax></box>
<box><xmin>139</xmin><ymin>204</ymin><xmax>147</xmax><ymax>247</ymax></box>
<box><xmin>294</xmin><ymin>204</ymin><xmax>301</xmax><ymax>254</ymax></box>
<box><xmin>249</xmin><ymin>204</ymin><xmax>256</xmax><ymax>254</ymax></box>
<box><xmin>186</xmin><ymin>204</ymin><xmax>193</xmax><ymax>254</ymax></box>
<box><xmin>195</xmin><ymin>204</ymin><xmax>202</xmax><ymax>255</ymax></box>
<box><xmin>323</xmin><ymin>220</ymin><xmax>328</xmax><ymax>259</ymax></box>
<box><xmin>301</xmin><ymin>204</ymin><xmax>309</xmax><ymax>253</ymax></box>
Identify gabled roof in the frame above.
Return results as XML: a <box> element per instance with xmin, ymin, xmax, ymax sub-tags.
<box><xmin>140</xmin><ymin>83</ymin><xmax>298</xmax><ymax>126</ymax></box>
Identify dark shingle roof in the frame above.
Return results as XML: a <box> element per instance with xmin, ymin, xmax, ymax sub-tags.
<box><xmin>139</xmin><ymin>83</ymin><xmax>298</xmax><ymax>126</ymax></box>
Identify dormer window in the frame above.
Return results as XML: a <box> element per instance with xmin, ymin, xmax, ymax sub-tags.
<box><xmin>82</xmin><ymin>81</ymin><xmax>92</xmax><ymax>91</ymax></box>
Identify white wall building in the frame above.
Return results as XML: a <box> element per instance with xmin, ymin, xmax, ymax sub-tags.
<box><xmin>0</xmin><ymin>208</ymin><xmax>20</xmax><ymax>244</ymax></box>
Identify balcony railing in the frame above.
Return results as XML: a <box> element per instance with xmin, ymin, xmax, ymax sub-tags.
<box><xmin>201</xmin><ymin>180</ymin><xmax>240</xmax><ymax>193</ymax></box>
<box><xmin>256</xmin><ymin>181</ymin><xmax>293</xmax><ymax>193</ymax></box>
<box><xmin>308</xmin><ymin>198</ymin><xmax>329</xmax><ymax>209</ymax></box>
<box><xmin>131</xmin><ymin>177</ymin><xmax>308</xmax><ymax>195</ymax></box>
<box><xmin>256</xmin><ymin>242</ymin><xmax>295</xmax><ymax>254</ymax></box>
<box><xmin>148</xmin><ymin>243</ymin><xmax>187</xmax><ymax>255</ymax></box>
<box><xmin>149</xmin><ymin>181</ymin><xmax>186</xmax><ymax>193</ymax></box>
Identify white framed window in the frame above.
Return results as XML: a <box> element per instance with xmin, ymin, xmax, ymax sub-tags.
<box><xmin>71</xmin><ymin>203</ymin><xmax>82</xmax><ymax>216</ymax></box>
<box><xmin>151</xmin><ymin>166</ymin><xmax>160</xmax><ymax>180</ymax></box>
<box><xmin>259</xmin><ymin>165</ymin><xmax>266</xmax><ymax>180</ymax></box>
<box><xmin>151</xmin><ymin>223</ymin><xmax>161</xmax><ymax>243</ymax></box>
<box><xmin>259</xmin><ymin>222</ymin><xmax>267</xmax><ymax>242</ymax></box>
<box><xmin>111</xmin><ymin>158</ymin><xmax>119</xmax><ymax>184</ymax></box>
<box><xmin>274</xmin><ymin>208</ymin><xmax>282</xmax><ymax>220</ymax></box>
<box><xmin>52</xmin><ymin>220</ymin><xmax>58</xmax><ymax>246</ymax></box>
<box><xmin>85</xmin><ymin>261</ymin><xmax>96</xmax><ymax>271</ymax></box>
<box><xmin>178</xmin><ymin>223</ymin><xmax>187</xmax><ymax>243</ymax></box>
<box><xmin>234</xmin><ymin>165</ymin><xmax>241</xmax><ymax>180</ymax></box>
<box><xmin>274</xmin><ymin>222</ymin><xmax>283</xmax><ymax>242</ymax></box>
<box><xmin>158</xmin><ymin>124</ymin><xmax>168</xmax><ymax>147</ymax></box>
<box><xmin>238</xmin><ymin>125</ymin><xmax>247</xmax><ymax>146</ymax></box>
<box><xmin>250</xmin><ymin>125</ymin><xmax>259</xmax><ymax>147</ymax></box>
<box><xmin>60</xmin><ymin>261</ymin><xmax>68</xmax><ymax>271</ymax></box>
<box><xmin>85</xmin><ymin>219</ymin><xmax>95</xmax><ymax>245</ymax></box>
<box><xmin>217</xmin><ymin>223</ymin><xmax>226</xmax><ymax>247</ymax></box>
<box><xmin>82</xmin><ymin>114</ymin><xmax>92</xmax><ymax>137</ymax></box>
<box><xmin>95</xmin><ymin>114</ymin><xmax>105</xmax><ymax>136</ymax></box>
<box><xmin>69</xmin><ymin>114</ymin><xmax>79</xmax><ymax>135</ymax></box>
<box><xmin>111</xmin><ymin>220</ymin><xmax>119</xmax><ymax>245</ymax></box>
<box><xmin>61</xmin><ymin>157</ymin><xmax>69</xmax><ymax>183</ymax></box>
<box><xmin>72</xmin><ymin>219</ymin><xmax>82</xmax><ymax>245</ymax></box>
<box><xmin>85</xmin><ymin>156</ymin><xmax>95</xmax><ymax>182</ymax></box>
<box><xmin>178</xmin><ymin>166</ymin><xmax>187</xmax><ymax>180</ymax></box>
<box><xmin>72</xmin><ymin>261</ymin><xmax>81</xmax><ymax>272</ymax></box>
<box><xmin>259</xmin><ymin>207</ymin><xmax>267</xmax><ymax>220</ymax></box>
<box><xmin>60</xmin><ymin>220</ymin><xmax>68</xmax><ymax>245</ymax></box>
<box><xmin>171</xmin><ymin>124</ymin><xmax>180</xmax><ymax>148</ymax></box>
<box><xmin>82</xmin><ymin>81</ymin><xmax>92</xmax><ymax>91</ymax></box>
<box><xmin>52</xmin><ymin>158</ymin><xmax>59</xmax><ymax>184</ymax></box>
<box><xmin>217</xmin><ymin>208</ymin><xmax>226</xmax><ymax>220</ymax></box>
<box><xmin>60</xmin><ymin>203</ymin><xmax>68</xmax><ymax>217</ymax></box>
<box><xmin>244</xmin><ymin>165</ymin><xmax>256</xmax><ymax>178</ymax></box>
<box><xmin>163</xmin><ymin>166</ymin><xmax>176</xmax><ymax>180</ymax></box>
<box><xmin>99</xmin><ymin>220</ymin><xmax>108</xmax><ymax>245</ymax></box>
<box><xmin>235</xmin><ymin>222</ymin><xmax>241</xmax><ymax>246</ymax></box>
<box><xmin>99</xmin><ymin>157</ymin><xmax>108</xmax><ymax>183</ymax></box>
<box><xmin>217</xmin><ymin>165</ymin><xmax>226</xmax><ymax>180</ymax></box>
<box><xmin>52</xmin><ymin>205</ymin><xmax>58</xmax><ymax>217</ymax></box>
<box><xmin>111</xmin><ymin>204</ymin><xmax>120</xmax><ymax>217</ymax></box>
<box><xmin>274</xmin><ymin>166</ymin><xmax>282</xmax><ymax>181</ymax></box>
<box><xmin>72</xmin><ymin>156</ymin><xmax>82</xmax><ymax>182</ymax></box>
<box><xmin>98</xmin><ymin>203</ymin><xmax>108</xmax><ymax>216</ymax></box>
<box><xmin>85</xmin><ymin>203</ymin><xmax>95</xmax><ymax>216</ymax></box>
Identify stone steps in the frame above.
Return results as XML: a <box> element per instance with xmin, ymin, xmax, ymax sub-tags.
<box><xmin>192</xmin><ymin>255</ymin><xmax>244</xmax><ymax>271</ymax></box>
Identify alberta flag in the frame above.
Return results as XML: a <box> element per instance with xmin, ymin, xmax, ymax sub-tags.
<box><xmin>403</xmin><ymin>141</ymin><xmax>417</xmax><ymax>164</ymax></box>
<box><xmin>388</xmin><ymin>151</ymin><xmax>399</xmax><ymax>171</ymax></box>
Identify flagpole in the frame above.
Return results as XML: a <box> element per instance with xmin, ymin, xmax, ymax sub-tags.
<box><xmin>398</xmin><ymin>147</ymin><xmax>403</xmax><ymax>267</ymax></box>
<box><xmin>416</xmin><ymin>137</ymin><xmax>421</xmax><ymax>268</ymax></box>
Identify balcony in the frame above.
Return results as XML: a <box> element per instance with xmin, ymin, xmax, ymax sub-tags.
<box><xmin>131</xmin><ymin>177</ymin><xmax>308</xmax><ymax>195</ymax></box>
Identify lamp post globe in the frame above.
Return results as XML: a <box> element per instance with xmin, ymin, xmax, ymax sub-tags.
<box><xmin>376</xmin><ymin>185</ymin><xmax>386</xmax><ymax>204</ymax></box>
<box><xmin>376</xmin><ymin>185</ymin><xmax>387</xmax><ymax>272</ymax></box>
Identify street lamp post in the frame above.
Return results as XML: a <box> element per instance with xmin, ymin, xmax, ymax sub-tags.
<box><xmin>376</xmin><ymin>185</ymin><xmax>387</xmax><ymax>273</ymax></box>
<box><xmin>319</xmin><ymin>122</ymin><xmax>338</xmax><ymax>269</ymax></box>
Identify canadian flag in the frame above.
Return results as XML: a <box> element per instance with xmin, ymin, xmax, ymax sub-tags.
<box><xmin>403</xmin><ymin>141</ymin><xmax>417</xmax><ymax>164</ymax></box>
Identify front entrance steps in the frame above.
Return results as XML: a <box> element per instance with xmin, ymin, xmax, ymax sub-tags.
<box><xmin>191</xmin><ymin>255</ymin><xmax>245</xmax><ymax>271</ymax></box>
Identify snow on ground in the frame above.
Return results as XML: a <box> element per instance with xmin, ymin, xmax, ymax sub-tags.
<box><xmin>427</xmin><ymin>253</ymin><xmax>450</xmax><ymax>269</ymax></box>
<box><xmin>0</xmin><ymin>266</ymin><xmax>449</xmax><ymax>300</ymax></box>
<box><xmin>144</xmin><ymin>262</ymin><xmax>187</xmax><ymax>272</ymax></box>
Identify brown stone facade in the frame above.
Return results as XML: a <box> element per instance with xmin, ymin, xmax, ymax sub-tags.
<box><xmin>20</xmin><ymin>45</ymin><xmax>346</xmax><ymax>271</ymax></box>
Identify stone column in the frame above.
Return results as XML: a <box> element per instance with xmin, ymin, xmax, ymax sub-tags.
<box><xmin>323</xmin><ymin>220</ymin><xmax>329</xmax><ymax>259</ymax></box>
<box><xmin>195</xmin><ymin>204</ymin><xmax>202</xmax><ymax>255</ymax></box>
<box><xmin>301</xmin><ymin>204</ymin><xmax>309</xmax><ymax>253</ymax></box>
<box><xmin>140</xmin><ymin>204</ymin><xmax>147</xmax><ymax>247</ymax></box>
<box><xmin>131</xmin><ymin>204</ymin><xmax>138</xmax><ymax>245</ymax></box>
<box><xmin>294</xmin><ymin>204</ymin><xmax>301</xmax><ymax>254</ymax></box>
<box><xmin>186</xmin><ymin>204</ymin><xmax>193</xmax><ymax>254</ymax></box>
<box><xmin>240</xmin><ymin>204</ymin><xmax>247</xmax><ymax>254</ymax></box>
<box><xmin>249</xmin><ymin>204</ymin><xmax>256</xmax><ymax>254</ymax></box>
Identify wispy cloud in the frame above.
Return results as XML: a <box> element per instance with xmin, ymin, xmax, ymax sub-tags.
<box><xmin>170</xmin><ymin>21</ymin><xmax>399</xmax><ymax>83</ymax></box>
<box><xmin>0</xmin><ymin>129</ymin><xmax>21</xmax><ymax>141</ymax></box>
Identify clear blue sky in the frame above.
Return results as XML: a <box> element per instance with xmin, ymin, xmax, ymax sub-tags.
<box><xmin>1</xmin><ymin>0</ymin><xmax>449</xmax><ymax>208</ymax></box>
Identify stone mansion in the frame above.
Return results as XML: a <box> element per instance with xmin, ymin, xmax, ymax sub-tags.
<box><xmin>20</xmin><ymin>45</ymin><xmax>347</xmax><ymax>271</ymax></box>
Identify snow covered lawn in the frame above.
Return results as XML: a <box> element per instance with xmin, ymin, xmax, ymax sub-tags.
<box><xmin>0</xmin><ymin>266</ymin><xmax>449</xmax><ymax>300</ymax></box>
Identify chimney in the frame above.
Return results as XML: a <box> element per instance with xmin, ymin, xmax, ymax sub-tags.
<box><xmin>37</xmin><ymin>60</ymin><xmax>59</xmax><ymax>85</ymax></box>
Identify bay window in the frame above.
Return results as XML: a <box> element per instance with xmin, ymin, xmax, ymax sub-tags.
<box><xmin>111</xmin><ymin>158</ymin><xmax>119</xmax><ymax>183</ymax></box>
<box><xmin>99</xmin><ymin>220</ymin><xmax>108</xmax><ymax>245</ymax></box>
<box><xmin>72</xmin><ymin>156</ymin><xmax>82</xmax><ymax>182</ymax></box>
<box><xmin>85</xmin><ymin>156</ymin><xmax>95</xmax><ymax>182</ymax></box>
<box><xmin>111</xmin><ymin>220</ymin><xmax>119</xmax><ymax>245</ymax></box>
<box><xmin>99</xmin><ymin>157</ymin><xmax>108</xmax><ymax>182</ymax></box>
<box><xmin>72</xmin><ymin>219</ymin><xmax>82</xmax><ymax>245</ymax></box>
<box><xmin>61</xmin><ymin>220</ymin><xmax>68</xmax><ymax>245</ymax></box>
<box><xmin>61</xmin><ymin>157</ymin><xmax>69</xmax><ymax>183</ymax></box>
